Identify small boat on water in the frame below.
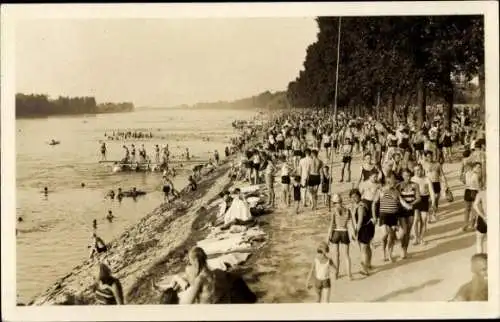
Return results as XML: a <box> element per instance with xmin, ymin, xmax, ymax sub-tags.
<box><xmin>48</xmin><ymin>139</ymin><xmax>60</xmax><ymax>146</ymax></box>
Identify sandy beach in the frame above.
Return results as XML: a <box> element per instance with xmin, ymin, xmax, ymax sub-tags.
<box><xmin>241</xmin><ymin>156</ymin><xmax>481</xmax><ymax>302</ymax></box>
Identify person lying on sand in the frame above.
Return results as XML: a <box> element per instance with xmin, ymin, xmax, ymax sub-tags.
<box><xmin>450</xmin><ymin>253</ymin><xmax>488</xmax><ymax>301</ymax></box>
<box><xmin>94</xmin><ymin>263</ymin><xmax>124</xmax><ymax>305</ymax></box>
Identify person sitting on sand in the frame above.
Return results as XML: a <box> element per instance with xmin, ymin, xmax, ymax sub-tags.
<box><xmin>176</xmin><ymin>247</ymin><xmax>221</xmax><ymax>304</ymax></box>
<box><xmin>222</xmin><ymin>188</ymin><xmax>253</xmax><ymax>228</ymax></box>
<box><xmin>306</xmin><ymin>241</ymin><xmax>336</xmax><ymax>303</ymax></box>
<box><xmin>94</xmin><ymin>263</ymin><xmax>124</xmax><ymax>305</ymax></box>
<box><xmin>89</xmin><ymin>233</ymin><xmax>107</xmax><ymax>258</ymax></box>
<box><xmin>451</xmin><ymin>253</ymin><xmax>488</xmax><ymax>301</ymax></box>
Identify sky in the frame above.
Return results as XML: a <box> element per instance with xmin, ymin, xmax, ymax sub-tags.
<box><xmin>15</xmin><ymin>18</ymin><xmax>318</xmax><ymax>107</ymax></box>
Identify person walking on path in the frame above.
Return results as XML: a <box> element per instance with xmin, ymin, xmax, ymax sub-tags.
<box><xmin>327</xmin><ymin>194</ymin><xmax>354</xmax><ymax>280</ymax></box>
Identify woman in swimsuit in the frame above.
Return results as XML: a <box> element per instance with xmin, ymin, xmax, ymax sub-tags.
<box><xmin>441</xmin><ymin>129</ymin><xmax>453</xmax><ymax>163</ymax></box>
<box><xmin>327</xmin><ymin>194</ymin><xmax>354</xmax><ymax>280</ymax></box>
<box><xmin>306</xmin><ymin>242</ymin><xmax>336</xmax><ymax>303</ymax></box>
<box><xmin>411</xmin><ymin>164</ymin><xmax>436</xmax><ymax>245</ymax></box>
<box><xmin>397</xmin><ymin>168</ymin><xmax>421</xmax><ymax>259</ymax></box>
<box><xmin>264</xmin><ymin>156</ymin><xmax>276</xmax><ymax>208</ymax></box>
<box><xmin>349</xmin><ymin>189</ymin><xmax>375</xmax><ymax>275</ymax></box>
<box><xmin>94</xmin><ymin>263</ymin><xmax>124</xmax><ymax>305</ymax></box>
<box><xmin>356</xmin><ymin>153</ymin><xmax>381</xmax><ymax>188</ymax></box>
<box><xmin>372</xmin><ymin>172</ymin><xmax>413</xmax><ymax>262</ymax></box>
<box><xmin>463</xmin><ymin>162</ymin><xmax>483</xmax><ymax>231</ymax></box>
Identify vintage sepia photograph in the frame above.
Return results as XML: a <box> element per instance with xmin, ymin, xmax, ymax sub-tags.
<box><xmin>1</xmin><ymin>2</ymin><xmax>499</xmax><ymax>321</ymax></box>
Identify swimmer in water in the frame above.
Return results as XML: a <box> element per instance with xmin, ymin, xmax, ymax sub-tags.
<box><xmin>43</xmin><ymin>187</ymin><xmax>48</xmax><ymax>195</ymax></box>
<box><xmin>81</xmin><ymin>183</ymin><xmax>86</xmax><ymax>188</ymax></box>
<box><xmin>106</xmin><ymin>210</ymin><xmax>114</xmax><ymax>223</ymax></box>
<box><xmin>117</xmin><ymin>188</ymin><xmax>123</xmax><ymax>202</ymax></box>
<box><xmin>93</xmin><ymin>219</ymin><xmax>98</xmax><ymax>230</ymax></box>
<box><xmin>107</xmin><ymin>190</ymin><xmax>116</xmax><ymax>200</ymax></box>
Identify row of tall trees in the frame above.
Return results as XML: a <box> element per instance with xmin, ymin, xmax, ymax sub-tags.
<box><xmin>287</xmin><ymin>15</ymin><xmax>484</xmax><ymax>129</ymax></box>
<box><xmin>16</xmin><ymin>93</ymin><xmax>134</xmax><ymax>118</ymax></box>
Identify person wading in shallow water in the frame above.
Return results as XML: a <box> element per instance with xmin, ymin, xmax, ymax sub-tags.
<box><xmin>94</xmin><ymin>263</ymin><xmax>124</xmax><ymax>305</ymax></box>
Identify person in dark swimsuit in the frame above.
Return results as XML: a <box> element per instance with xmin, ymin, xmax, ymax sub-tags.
<box><xmin>94</xmin><ymin>263</ymin><xmax>124</xmax><ymax>305</ymax></box>
<box><xmin>357</xmin><ymin>153</ymin><xmax>381</xmax><ymax>188</ymax></box>
<box><xmin>349</xmin><ymin>189</ymin><xmax>375</xmax><ymax>275</ymax></box>
<box><xmin>292</xmin><ymin>176</ymin><xmax>301</xmax><ymax>214</ymax></box>
<box><xmin>397</xmin><ymin>168</ymin><xmax>421</xmax><ymax>259</ymax></box>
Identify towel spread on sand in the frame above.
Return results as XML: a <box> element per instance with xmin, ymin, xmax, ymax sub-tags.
<box><xmin>239</xmin><ymin>185</ymin><xmax>264</xmax><ymax>194</ymax></box>
<box><xmin>207</xmin><ymin>252</ymin><xmax>252</xmax><ymax>271</ymax></box>
<box><xmin>197</xmin><ymin>237</ymin><xmax>253</xmax><ymax>256</ymax></box>
<box><xmin>246</xmin><ymin>197</ymin><xmax>261</xmax><ymax>208</ymax></box>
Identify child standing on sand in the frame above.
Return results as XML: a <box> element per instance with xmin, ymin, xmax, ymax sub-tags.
<box><xmin>292</xmin><ymin>175</ymin><xmax>301</xmax><ymax>214</ymax></box>
<box><xmin>306</xmin><ymin>242</ymin><xmax>336</xmax><ymax>303</ymax></box>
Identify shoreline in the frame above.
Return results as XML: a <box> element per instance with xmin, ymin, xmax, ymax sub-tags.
<box><xmin>29</xmin><ymin>159</ymin><xmax>235</xmax><ymax>305</ymax></box>
<box><xmin>27</xmin><ymin>120</ymin><xmax>266</xmax><ymax>305</ymax></box>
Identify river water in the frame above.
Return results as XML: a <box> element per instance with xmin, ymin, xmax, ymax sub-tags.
<box><xmin>16</xmin><ymin>107</ymin><xmax>258</xmax><ymax>303</ymax></box>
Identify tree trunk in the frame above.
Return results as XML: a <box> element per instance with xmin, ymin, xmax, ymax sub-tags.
<box><xmin>388</xmin><ymin>92</ymin><xmax>396</xmax><ymax>126</ymax></box>
<box><xmin>416</xmin><ymin>77</ymin><xmax>426</xmax><ymax>127</ymax></box>
<box><xmin>442</xmin><ymin>72</ymin><xmax>454</xmax><ymax>131</ymax></box>
<box><xmin>478</xmin><ymin>64</ymin><xmax>485</xmax><ymax>124</ymax></box>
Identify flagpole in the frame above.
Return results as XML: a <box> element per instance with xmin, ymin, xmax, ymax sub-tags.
<box><xmin>330</xmin><ymin>16</ymin><xmax>342</xmax><ymax>193</ymax></box>
<box><xmin>333</xmin><ymin>16</ymin><xmax>342</xmax><ymax>130</ymax></box>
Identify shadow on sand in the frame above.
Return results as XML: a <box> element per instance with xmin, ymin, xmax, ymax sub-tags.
<box><xmin>374</xmin><ymin>234</ymin><xmax>475</xmax><ymax>275</ymax></box>
<box><xmin>372</xmin><ymin>278</ymin><xmax>443</xmax><ymax>302</ymax></box>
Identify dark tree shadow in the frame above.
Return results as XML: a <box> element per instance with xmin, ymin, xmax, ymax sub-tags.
<box><xmin>372</xmin><ymin>278</ymin><xmax>443</xmax><ymax>302</ymax></box>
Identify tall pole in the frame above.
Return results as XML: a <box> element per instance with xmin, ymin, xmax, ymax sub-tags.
<box><xmin>333</xmin><ymin>16</ymin><xmax>342</xmax><ymax>130</ymax></box>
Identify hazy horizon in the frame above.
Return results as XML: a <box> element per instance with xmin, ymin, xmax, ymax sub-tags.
<box><xmin>15</xmin><ymin>18</ymin><xmax>318</xmax><ymax>107</ymax></box>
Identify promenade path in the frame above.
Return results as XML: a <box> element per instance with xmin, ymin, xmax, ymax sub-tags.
<box><xmin>241</xmin><ymin>154</ymin><xmax>483</xmax><ymax>302</ymax></box>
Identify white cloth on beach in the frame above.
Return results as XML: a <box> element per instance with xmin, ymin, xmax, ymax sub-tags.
<box><xmin>197</xmin><ymin>237</ymin><xmax>253</xmax><ymax>256</ymax></box>
<box><xmin>207</xmin><ymin>252</ymin><xmax>251</xmax><ymax>271</ymax></box>
<box><xmin>239</xmin><ymin>185</ymin><xmax>263</xmax><ymax>194</ymax></box>
<box><xmin>223</xmin><ymin>197</ymin><xmax>253</xmax><ymax>225</ymax></box>
<box><xmin>246</xmin><ymin>197</ymin><xmax>260</xmax><ymax>208</ymax></box>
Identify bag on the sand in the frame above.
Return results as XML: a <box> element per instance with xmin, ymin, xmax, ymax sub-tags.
<box><xmin>445</xmin><ymin>188</ymin><xmax>454</xmax><ymax>202</ymax></box>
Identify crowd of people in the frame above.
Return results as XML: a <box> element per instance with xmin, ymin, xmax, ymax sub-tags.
<box><xmin>70</xmin><ymin>107</ymin><xmax>489</xmax><ymax>305</ymax></box>
<box><xmin>227</xmin><ymin>108</ymin><xmax>487</xmax><ymax>302</ymax></box>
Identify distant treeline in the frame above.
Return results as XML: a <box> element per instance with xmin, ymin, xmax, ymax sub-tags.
<box><xmin>177</xmin><ymin>91</ymin><xmax>289</xmax><ymax>110</ymax></box>
<box><xmin>16</xmin><ymin>93</ymin><xmax>134</xmax><ymax>118</ymax></box>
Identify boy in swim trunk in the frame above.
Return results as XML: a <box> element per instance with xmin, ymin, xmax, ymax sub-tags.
<box><xmin>306</xmin><ymin>242</ymin><xmax>336</xmax><ymax>303</ymax></box>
